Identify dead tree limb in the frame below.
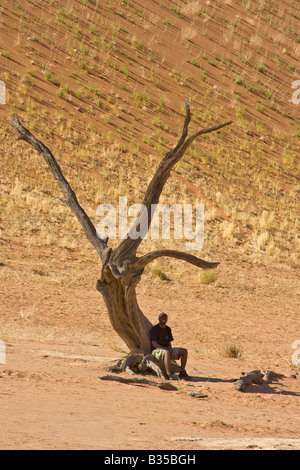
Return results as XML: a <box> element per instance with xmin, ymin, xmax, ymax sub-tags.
<box><xmin>99</xmin><ymin>374</ymin><xmax>179</xmax><ymax>391</ymax></box>
<box><xmin>8</xmin><ymin>114</ymin><xmax>110</xmax><ymax>265</ymax></box>
<box><xmin>234</xmin><ymin>370</ymin><xmax>264</xmax><ymax>391</ymax></box>
<box><xmin>263</xmin><ymin>370</ymin><xmax>280</xmax><ymax>384</ymax></box>
<box><xmin>134</xmin><ymin>250</ymin><xmax>219</xmax><ymax>271</ymax></box>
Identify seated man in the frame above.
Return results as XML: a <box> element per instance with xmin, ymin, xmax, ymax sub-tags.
<box><xmin>150</xmin><ymin>312</ymin><xmax>190</xmax><ymax>381</ymax></box>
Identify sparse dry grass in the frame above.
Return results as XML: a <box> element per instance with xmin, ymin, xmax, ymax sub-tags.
<box><xmin>218</xmin><ymin>343</ymin><xmax>244</xmax><ymax>359</ymax></box>
<box><xmin>198</xmin><ymin>271</ymin><xmax>217</xmax><ymax>285</ymax></box>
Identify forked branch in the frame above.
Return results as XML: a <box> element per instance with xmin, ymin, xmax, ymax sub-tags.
<box><xmin>113</xmin><ymin>101</ymin><xmax>232</xmax><ymax>262</ymax></box>
<box><xmin>9</xmin><ymin>114</ymin><xmax>110</xmax><ymax>263</ymax></box>
<box><xmin>9</xmin><ymin>103</ymin><xmax>232</xmax><ymax>271</ymax></box>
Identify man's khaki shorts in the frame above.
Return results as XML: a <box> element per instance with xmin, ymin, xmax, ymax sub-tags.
<box><xmin>152</xmin><ymin>347</ymin><xmax>181</xmax><ymax>364</ymax></box>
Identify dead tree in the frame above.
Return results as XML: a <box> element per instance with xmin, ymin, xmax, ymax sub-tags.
<box><xmin>9</xmin><ymin>101</ymin><xmax>232</xmax><ymax>359</ymax></box>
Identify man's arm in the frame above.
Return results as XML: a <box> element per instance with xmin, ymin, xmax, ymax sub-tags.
<box><xmin>151</xmin><ymin>340</ymin><xmax>172</xmax><ymax>351</ymax></box>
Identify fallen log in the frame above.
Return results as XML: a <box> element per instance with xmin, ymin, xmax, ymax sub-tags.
<box><xmin>185</xmin><ymin>391</ymin><xmax>208</xmax><ymax>399</ymax></box>
<box><xmin>99</xmin><ymin>374</ymin><xmax>178</xmax><ymax>391</ymax></box>
<box><xmin>99</xmin><ymin>374</ymin><xmax>208</xmax><ymax>398</ymax></box>
<box><xmin>234</xmin><ymin>370</ymin><xmax>264</xmax><ymax>391</ymax></box>
<box><xmin>263</xmin><ymin>370</ymin><xmax>281</xmax><ymax>384</ymax></box>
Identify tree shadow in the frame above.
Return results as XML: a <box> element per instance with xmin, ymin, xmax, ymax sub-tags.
<box><xmin>243</xmin><ymin>382</ymin><xmax>300</xmax><ymax>397</ymax></box>
<box><xmin>188</xmin><ymin>374</ymin><xmax>300</xmax><ymax>397</ymax></box>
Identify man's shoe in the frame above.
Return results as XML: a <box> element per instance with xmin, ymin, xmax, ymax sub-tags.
<box><xmin>179</xmin><ymin>370</ymin><xmax>191</xmax><ymax>381</ymax></box>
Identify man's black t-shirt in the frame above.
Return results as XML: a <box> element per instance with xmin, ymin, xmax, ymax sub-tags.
<box><xmin>149</xmin><ymin>324</ymin><xmax>174</xmax><ymax>351</ymax></box>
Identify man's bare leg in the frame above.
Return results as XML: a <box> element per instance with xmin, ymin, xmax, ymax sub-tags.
<box><xmin>178</xmin><ymin>348</ymin><xmax>191</xmax><ymax>380</ymax></box>
<box><xmin>164</xmin><ymin>350</ymin><xmax>171</xmax><ymax>375</ymax></box>
<box><xmin>179</xmin><ymin>348</ymin><xmax>188</xmax><ymax>371</ymax></box>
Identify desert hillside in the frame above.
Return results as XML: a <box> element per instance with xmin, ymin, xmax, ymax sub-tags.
<box><xmin>0</xmin><ymin>0</ymin><xmax>299</xmax><ymax>451</ymax></box>
<box><xmin>0</xmin><ymin>0</ymin><xmax>299</xmax><ymax>264</ymax></box>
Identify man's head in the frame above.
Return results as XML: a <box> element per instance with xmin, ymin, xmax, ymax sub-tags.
<box><xmin>158</xmin><ymin>312</ymin><xmax>168</xmax><ymax>326</ymax></box>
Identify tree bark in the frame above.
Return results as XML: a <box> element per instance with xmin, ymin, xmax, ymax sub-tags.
<box><xmin>9</xmin><ymin>102</ymin><xmax>232</xmax><ymax>355</ymax></box>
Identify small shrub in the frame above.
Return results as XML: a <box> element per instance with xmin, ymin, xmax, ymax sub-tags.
<box><xmin>151</xmin><ymin>267</ymin><xmax>168</xmax><ymax>281</ymax></box>
<box><xmin>44</xmin><ymin>71</ymin><xmax>52</xmax><ymax>81</ymax></box>
<box><xmin>255</xmin><ymin>63</ymin><xmax>266</xmax><ymax>73</ymax></box>
<box><xmin>198</xmin><ymin>271</ymin><xmax>217</xmax><ymax>284</ymax></box>
<box><xmin>219</xmin><ymin>343</ymin><xmax>243</xmax><ymax>359</ymax></box>
<box><xmin>57</xmin><ymin>89</ymin><xmax>65</xmax><ymax>99</ymax></box>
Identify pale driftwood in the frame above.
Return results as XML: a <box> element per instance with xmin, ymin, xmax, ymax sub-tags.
<box><xmin>234</xmin><ymin>370</ymin><xmax>264</xmax><ymax>391</ymax></box>
<box><xmin>263</xmin><ymin>370</ymin><xmax>280</xmax><ymax>384</ymax></box>
<box><xmin>9</xmin><ymin>103</ymin><xmax>232</xmax><ymax>358</ymax></box>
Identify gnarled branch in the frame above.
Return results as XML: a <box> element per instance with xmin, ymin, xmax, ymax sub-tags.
<box><xmin>9</xmin><ymin>114</ymin><xmax>110</xmax><ymax>264</ymax></box>
<box><xmin>134</xmin><ymin>250</ymin><xmax>219</xmax><ymax>271</ymax></box>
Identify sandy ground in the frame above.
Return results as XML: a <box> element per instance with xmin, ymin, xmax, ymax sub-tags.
<box><xmin>1</xmin><ymin>339</ymin><xmax>300</xmax><ymax>451</ymax></box>
<box><xmin>0</xmin><ymin>244</ymin><xmax>299</xmax><ymax>450</ymax></box>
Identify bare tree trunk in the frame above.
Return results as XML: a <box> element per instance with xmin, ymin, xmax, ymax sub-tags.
<box><xmin>9</xmin><ymin>102</ymin><xmax>232</xmax><ymax>355</ymax></box>
<box><xmin>96</xmin><ymin>268</ymin><xmax>152</xmax><ymax>354</ymax></box>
